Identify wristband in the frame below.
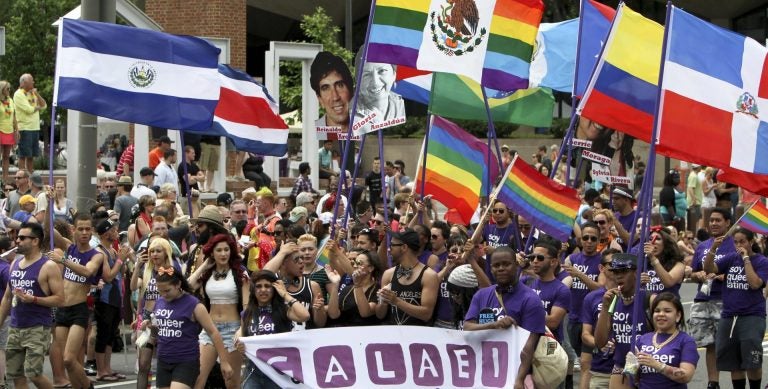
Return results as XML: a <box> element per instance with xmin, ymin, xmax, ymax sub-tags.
<box><xmin>287</xmin><ymin>299</ymin><xmax>298</xmax><ymax>307</ymax></box>
<box><xmin>743</xmin><ymin>256</ymin><xmax>751</xmax><ymax>262</ymax></box>
<box><xmin>33</xmin><ymin>296</ymin><xmax>38</xmax><ymax>304</ymax></box>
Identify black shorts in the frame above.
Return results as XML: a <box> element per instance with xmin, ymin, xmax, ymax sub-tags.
<box><xmin>54</xmin><ymin>302</ymin><xmax>90</xmax><ymax>328</ymax></box>
<box><xmin>716</xmin><ymin>315</ymin><xmax>765</xmax><ymax>371</ymax></box>
<box><xmin>157</xmin><ymin>359</ymin><xmax>199</xmax><ymax>388</ymax></box>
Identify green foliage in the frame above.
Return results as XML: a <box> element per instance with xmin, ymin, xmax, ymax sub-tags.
<box><xmin>386</xmin><ymin>116</ymin><xmax>524</xmax><ymax>139</ymax></box>
<box><xmin>1</xmin><ymin>0</ymin><xmax>80</xmax><ymax>129</ymax></box>
<box><xmin>280</xmin><ymin>7</ymin><xmax>355</xmax><ymax>113</ymax></box>
<box><xmin>542</xmin><ymin>0</ymin><xmax>579</xmax><ymax>22</ymax></box>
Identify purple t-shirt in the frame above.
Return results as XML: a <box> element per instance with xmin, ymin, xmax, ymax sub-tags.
<box><xmin>246</xmin><ymin>307</ymin><xmax>276</xmax><ymax>335</ymax></box>
<box><xmin>0</xmin><ymin>260</ymin><xmax>10</xmax><ymax>300</ymax></box>
<box><xmin>568</xmin><ymin>252</ymin><xmax>602</xmax><ymax>322</ymax></box>
<box><xmin>691</xmin><ymin>237</ymin><xmax>738</xmax><ymax>301</ymax></box>
<box><xmin>64</xmin><ymin>245</ymin><xmax>101</xmax><ymax>285</ymax></box>
<box><xmin>529</xmin><ymin>278</ymin><xmax>571</xmax><ymax>341</ymax></box>
<box><xmin>636</xmin><ymin>331</ymin><xmax>699</xmax><ymax>389</ymax></box>
<box><xmin>154</xmin><ymin>293</ymin><xmax>201</xmax><ymax>363</ymax></box>
<box><xmin>434</xmin><ymin>261</ymin><xmax>454</xmax><ymax>323</ymax></box>
<box><xmin>580</xmin><ymin>287</ymin><xmax>614</xmax><ymax>374</ymax></box>
<box><xmin>611</xmin><ymin>297</ymin><xmax>651</xmax><ymax>367</ymax></box>
<box><xmin>465</xmin><ymin>283</ymin><xmax>546</xmax><ymax>334</ymax></box>
<box><xmin>615</xmin><ymin>210</ymin><xmax>636</xmax><ymax>239</ymax></box>
<box><xmin>9</xmin><ymin>256</ymin><xmax>52</xmax><ymax>328</ymax></box>
<box><xmin>718</xmin><ymin>253</ymin><xmax>768</xmax><ymax>317</ymax></box>
<box><xmin>483</xmin><ymin>224</ymin><xmax>516</xmax><ymax>249</ymax></box>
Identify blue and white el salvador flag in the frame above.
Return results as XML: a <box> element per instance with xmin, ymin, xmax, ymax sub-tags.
<box><xmin>54</xmin><ymin>18</ymin><xmax>221</xmax><ymax>131</ymax></box>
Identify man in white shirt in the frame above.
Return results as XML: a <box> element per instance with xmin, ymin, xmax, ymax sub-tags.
<box><xmin>130</xmin><ymin>168</ymin><xmax>157</xmax><ymax>200</ymax></box>
<box><xmin>153</xmin><ymin>149</ymin><xmax>178</xmax><ymax>193</ymax></box>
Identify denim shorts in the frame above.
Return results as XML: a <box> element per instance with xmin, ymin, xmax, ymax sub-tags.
<box><xmin>17</xmin><ymin>130</ymin><xmax>39</xmax><ymax>158</ymax></box>
<box><xmin>198</xmin><ymin>321</ymin><xmax>239</xmax><ymax>352</ymax></box>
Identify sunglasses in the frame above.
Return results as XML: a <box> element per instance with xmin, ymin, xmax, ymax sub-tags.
<box><xmin>449</xmin><ymin>247</ymin><xmax>462</xmax><ymax>254</ymax></box>
<box><xmin>431</xmin><ymin>234</ymin><xmax>440</xmax><ymax>240</ymax></box>
<box><xmin>16</xmin><ymin>235</ymin><xmax>36</xmax><ymax>241</ymax></box>
<box><xmin>527</xmin><ymin>254</ymin><xmax>549</xmax><ymax>261</ymax></box>
<box><xmin>594</xmin><ymin>220</ymin><xmax>607</xmax><ymax>225</ymax></box>
<box><xmin>373</xmin><ymin>220</ymin><xmax>384</xmax><ymax>225</ymax></box>
<box><xmin>582</xmin><ymin>235</ymin><xmax>599</xmax><ymax>242</ymax></box>
<box><xmin>390</xmin><ymin>243</ymin><xmax>405</xmax><ymax>247</ymax></box>
<box><xmin>601</xmin><ymin>262</ymin><xmax>612</xmax><ymax>266</ymax></box>
<box><xmin>491</xmin><ymin>209</ymin><xmax>506</xmax><ymax>214</ymax></box>
<box><xmin>233</xmin><ymin>210</ymin><xmax>247</xmax><ymax>214</ymax></box>
<box><xmin>519</xmin><ymin>224</ymin><xmax>531</xmax><ymax>229</ymax></box>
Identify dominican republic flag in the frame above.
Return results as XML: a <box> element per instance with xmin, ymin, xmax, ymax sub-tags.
<box><xmin>204</xmin><ymin>65</ymin><xmax>288</xmax><ymax>156</ymax></box>
<box><xmin>54</xmin><ymin>18</ymin><xmax>221</xmax><ymax>131</ymax></box>
<box><xmin>657</xmin><ymin>7</ymin><xmax>768</xmax><ymax>174</ymax></box>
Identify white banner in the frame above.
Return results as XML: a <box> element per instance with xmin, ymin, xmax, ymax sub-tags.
<box><xmin>241</xmin><ymin>325</ymin><xmax>530</xmax><ymax>388</ymax></box>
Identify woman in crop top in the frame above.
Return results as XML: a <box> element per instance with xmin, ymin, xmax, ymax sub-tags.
<box><xmin>130</xmin><ymin>237</ymin><xmax>177</xmax><ymax>389</ymax></box>
<box><xmin>188</xmin><ymin>233</ymin><xmax>249</xmax><ymax>389</ymax></box>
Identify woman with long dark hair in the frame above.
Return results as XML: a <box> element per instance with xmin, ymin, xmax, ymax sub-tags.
<box><xmin>635</xmin><ymin>292</ymin><xmax>698</xmax><ymax>387</ymax></box>
<box><xmin>446</xmin><ymin>264</ymin><xmax>479</xmax><ymax>330</ymax></box>
<box><xmin>236</xmin><ymin>270</ymin><xmax>309</xmax><ymax>389</ymax></box>
<box><xmin>642</xmin><ymin>226</ymin><xmax>686</xmax><ymax>297</ymax></box>
<box><xmin>133</xmin><ymin>195</ymin><xmax>155</xmax><ymax>245</ymax></box>
<box><xmin>187</xmin><ymin>233</ymin><xmax>249</xmax><ymax>388</ymax></box>
<box><xmin>149</xmin><ymin>267</ymin><xmax>232</xmax><ymax>389</ymax></box>
<box><xmin>659</xmin><ymin>170</ymin><xmax>687</xmax><ymax>232</ymax></box>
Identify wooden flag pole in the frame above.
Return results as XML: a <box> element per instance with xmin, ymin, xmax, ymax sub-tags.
<box><xmin>724</xmin><ymin>200</ymin><xmax>759</xmax><ymax>237</ymax></box>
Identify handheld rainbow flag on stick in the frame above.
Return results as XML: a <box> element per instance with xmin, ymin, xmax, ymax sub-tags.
<box><xmin>735</xmin><ymin>201</ymin><xmax>768</xmax><ymax>235</ymax></box>
<box><xmin>494</xmin><ymin>156</ymin><xmax>580</xmax><ymax>242</ymax></box>
<box><xmin>316</xmin><ymin>241</ymin><xmax>332</xmax><ymax>266</ymax></box>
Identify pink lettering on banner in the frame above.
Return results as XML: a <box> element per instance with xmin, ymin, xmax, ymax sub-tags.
<box><xmin>409</xmin><ymin>344</ymin><xmax>444</xmax><ymax>386</ymax></box>
<box><xmin>365</xmin><ymin>344</ymin><xmax>406</xmax><ymax>385</ymax></box>
<box><xmin>313</xmin><ymin>346</ymin><xmax>355</xmax><ymax>388</ymax></box>
<box><xmin>481</xmin><ymin>341</ymin><xmax>509</xmax><ymax>387</ymax></box>
<box><xmin>256</xmin><ymin>347</ymin><xmax>303</xmax><ymax>384</ymax></box>
<box><xmin>446</xmin><ymin>344</ymin><xmax>476</xmax><ymax>387</ymax></box>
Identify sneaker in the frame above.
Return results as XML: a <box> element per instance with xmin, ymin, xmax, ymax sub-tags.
<box><xmin>84</xmin><ymin>361</ymin><xmax>97</xmax><ymax>376</ymax></box>
<box><xmin>706</xmin><ymin>382</ymin><xmax>720</xmax><ymax>389</ymax></box>
<box><xmin>573</xmin><ymin>360</ymin><xmax>581</xmax><ymax>372</ymax></box>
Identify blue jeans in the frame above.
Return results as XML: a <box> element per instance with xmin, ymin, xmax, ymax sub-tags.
<box><xmin>242</xmin><ymin>360</ymin><xmax>281</xmax><ymax>389</ymax></box>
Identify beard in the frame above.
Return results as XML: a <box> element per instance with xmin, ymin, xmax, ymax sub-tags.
<box><xmin>197</xmin><ymin>229</ymin><xmax>211</xmax><ymax>245</ymax></box>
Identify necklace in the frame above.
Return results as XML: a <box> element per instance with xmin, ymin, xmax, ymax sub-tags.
<box><xmin>652</xmin><ymin>330</ymin><xmax>679</xmax><ymax>351</ymax></box>
<box><xmin>621</xmin><ymin>294</ymin><xmax>635</xmax><ymax>304</ymax></box>
<box><xmin>212</xmin><ymin>268</ymin><xmax>229</xmax><ymax>281</ymax></box>
<box><xmin>396</xmin><ymin>264</ymin><xmax>414</xmax><ymax>279</ymax></box>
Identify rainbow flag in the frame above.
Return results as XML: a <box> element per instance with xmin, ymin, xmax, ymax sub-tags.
<box><xmin>496</xmin><ymin>157</ymin><xmax>580</xmax><ymax>241</ymax></box>
<box><xmin>414</xmin><ymin>116</ymin><xmax>499</xmax><ymax>222</ymax></box>
<box><xmin>368</xmin><ymin>0</ymin><xmax>544</xmax><ymax>92</ymax></box>
<box><xmin>738</xmin><ymin>201</ymin><xmax>768</xmax><ymax>235</ymax></box>
<box><xmin>576</xmin><ymin>4</ymin><xmax>662</xmax><ymax>143</ymax></box>
<box><xmin>316</xmin><ymin>241</ymin><xmax>331</xmax><ymax>266</ymax></box>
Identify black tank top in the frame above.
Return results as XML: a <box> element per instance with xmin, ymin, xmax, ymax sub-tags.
<box><xmin>287</xmin><ymin>275</ymin><xmax>314</xmax><ymax>331</ymax></box>
<box><xmin>388</xmin><ymin>265</ymin><xmax>431</xmax><ymax>326</ymax></box>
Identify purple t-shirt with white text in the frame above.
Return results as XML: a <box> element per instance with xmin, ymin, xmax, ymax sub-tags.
<box><xmin>580</xmin><ymin>287</ymin><xmax>614</xmax><ymax>374</ymax></box>
<box><xmin>567</xmin><ymin>252</ymin><xmax>602</xmax><ymax>322</ymax></box>
<box><xmin>611</xmin><ymin>298</ymin><xmax>650</xmax><ymax>367</ymax></box>
<box><xmin>691</xmin><ymin>237</ymin><xmax>738</xmax><ymax>301</ymax></box>
<box><xmin>529</xmin><ymin>278</ymin><xmax>570</xmax><ymax>341</ymax></box>
<box><xmin>465</xmin><ymin>283</ymin><xmax>546</xmax><ymax>334</ymax></box>
<box><xmin>717</xmin><ymin>253</ymin><xmax>768</xmax><ymax>317</ymax></box>
<box><xmin>636</xmin><ymin>331</ymin><xmax>699</xmax><ymax>389</ymax></box>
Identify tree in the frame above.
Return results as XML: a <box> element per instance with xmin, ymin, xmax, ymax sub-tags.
<box><xmin>280</xmin><ymin>7</ymin><xmax>355</xmax><ymax>114</ymax></box>
<box><xmin>1</xmin><ymin>0</ymin><xmax>80</xmax><ymax>129</ymax></box>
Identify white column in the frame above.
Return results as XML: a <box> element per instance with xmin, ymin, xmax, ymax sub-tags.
<box><xmin>133</xmin><ymin>124</ymin><xmax>150</xmax><ymax>184</ymax></box>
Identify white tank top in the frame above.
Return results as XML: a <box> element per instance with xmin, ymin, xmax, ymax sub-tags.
<box><xmin>205</xmin><ymin>269</ymin><xmax>238</xmax><ymax>305</ymax></box>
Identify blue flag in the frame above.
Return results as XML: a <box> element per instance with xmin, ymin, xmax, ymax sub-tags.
<box><xmin>575</xmin><ymin>0</ymin><xmax>616</xmax><ymax>97</ymax></box>
<box><xmin>529</xmin><ymin>19</ymin><xmax>578</xmax><ymax>93</ymax></box>
<box><xmin>54</xmin><ymin>19</ymin><xmax>221</xmax><ymax>131</ymax></box>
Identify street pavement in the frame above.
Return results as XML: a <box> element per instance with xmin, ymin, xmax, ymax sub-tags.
<box><xmin>43</xmin><ymin>282</ymin><xmax>766</xmax><ymax>389</ymax></box>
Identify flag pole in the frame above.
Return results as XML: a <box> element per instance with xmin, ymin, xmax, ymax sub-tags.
<box><xmin>628</xmin><ymin>1</ymin><xmax>673</xmax><ymax>371</ymax></box>
<box><xmin>47</xmin><ymin>104</ymin><xmax>57</xmax><ymax>251</ymax></box>
<box><xmin>480</xmin><ymin>87</ymin><xmax>503</xmax><ymax>168</ymax></box>
<box><xmin>724</xmin><ymin>200</ymin><xmax>759</xmax><ymax>237</ymax></box>
<box><xmin>417</xmin><ymin>114</ymin><xmax>433</xmax><ymax>224</ymax></box>
<box><xmin>470</xmin><ymin>154</ymin><xmax>516</xmax><ymax>244</ymax></box>
<box><xmin>378</xmin><ymin>129</ymin><xmax>392</xmax><ymax>267</ymax></box>
<box><xmin>342</xmin><ymin>133</ymin><xmax>366</xmax><ymax>228</ymax></box>
<box><xmin>329</xmin><ymin>0</ymin><xmax>378</xmax><ymax>239</ymax></box>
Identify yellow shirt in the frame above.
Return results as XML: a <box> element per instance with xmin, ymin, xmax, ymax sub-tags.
<box><xmin>13</xmin><ymin>88</ymin><xmax>40</xmax><ymax>131</ymax></box>
<box><xmin>0</xmin><ymin>97</ymin><xmax>14</xmax><ymax>134</ymax></box>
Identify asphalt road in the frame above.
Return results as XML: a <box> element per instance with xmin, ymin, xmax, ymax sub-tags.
<box><xmin>41</xmin><ymin>282</ymin><xmax>766</xmax><ymax>389</ymax></box>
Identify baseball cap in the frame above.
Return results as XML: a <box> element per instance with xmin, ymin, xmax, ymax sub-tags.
<box><xmin>390</xmin><ymin>228</ymin><xmax>420</xmax><ymax>252</ymax></box>
<box><xmin>691</xmin><ymin>163</ymin><xmax>702</xmax><ymax>169</ymax></box>
<box><xmin>318</xmin><ymin>212</ymin><xmax>334</xmax><ymax>225</ymax></box>
<box><xmin>96</xmin><ymin>219</ymin><xmax>117</xmax><ymax>235</ymax></box>
<box><xmin>158</xmin><ymin>135</ymin><xmax>174</xmax><ymax>144</ymax></box>
<box><xmin>289</xmin><ymin>206</ymin><xmax>308</xmax><ymax>223</ymax></box>
<box><xmin>19</xmin><ymin>194</ymin><xmax>36</xmax><ymax>206</ymax></box>
<box><xmin>296</xmin><ymin>192</ymin><xmax>316</xmax><ymax>206</ymax></box>
<box><xmin>140</xmin><ymin>167</ymin><xmax>157</xmax><ymax>177</ymax></box>
<box><xmin>610</xmin><ymin>253</ymin><xmax>638</xmax><ymax>270</ymax></box>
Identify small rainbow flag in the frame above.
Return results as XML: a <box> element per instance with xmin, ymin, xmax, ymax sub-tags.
<box><xmin>414</xmin><ymin>116</ymin><xmax>499</xmax><ymax>223</ymax></box>
<box><xmin>316</xmin><ymin>241</ymin><xmax>331</xmax><ymax>266</ymax></box>
<box><xmin>496</xmin><ymin>157</ymin><xmax>580</xmax><ymax>241</ymax></box>
<box><xmin>738</xmin><ymin>201</ymin><xmax>768</xmax><ymax>235</ymax></box>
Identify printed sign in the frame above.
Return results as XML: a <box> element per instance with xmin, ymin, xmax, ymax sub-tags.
<box><xmin>570</xmin><ymin>138</ymin><xmax>593</xmax><ymax>148</ymax></box>
<box><xmin>241</xmin><ymin>325</ymin><xmax>530</xmax><ymax>388</ymax></box>
<box><xmin>581</xmin><ymin>150</ymin><xmax>612</xmax><ymax>165</ymax></box>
